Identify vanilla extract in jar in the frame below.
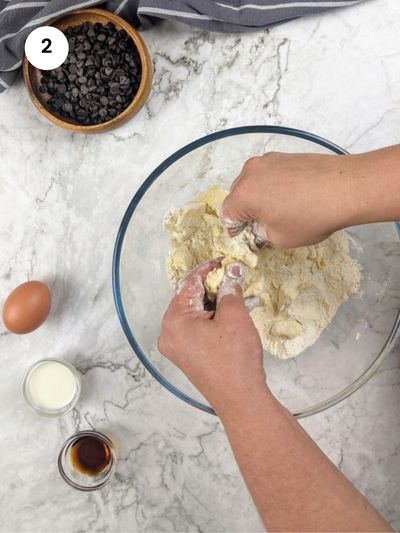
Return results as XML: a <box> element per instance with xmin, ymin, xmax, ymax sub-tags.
<box><xmin>58</xmin><ymin>430</ymin><xmax>117</xmax><ymax>490</ymax></box>
<box><xmin>70</xmin><ymin>435</ymin><xmax>112</xmax><ymax>476</ymax></box>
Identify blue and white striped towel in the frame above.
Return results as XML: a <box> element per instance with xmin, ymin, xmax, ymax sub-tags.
<box><xmin>0</xmin><ymin>0</ymin><xmax>365</xmax><ymax>92</ymax></box>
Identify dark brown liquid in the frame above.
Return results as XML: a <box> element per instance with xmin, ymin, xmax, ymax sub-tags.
<box><xmin>70</xmin><ymin>436</ymin><xmax>111</xmax><ymax>476</ymax></box>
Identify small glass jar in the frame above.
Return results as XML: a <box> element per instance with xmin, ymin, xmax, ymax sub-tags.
<box><xmin>22</xmin><ymin>358</ymin><xmax>81</xmax><ymax>416</ymax></box>
<box><xmin>58</xmin><ymin>430</ymin><xmax>117</xmax><ymax>491</ymax></box>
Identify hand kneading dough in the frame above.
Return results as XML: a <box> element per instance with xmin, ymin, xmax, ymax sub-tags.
<box><xmin>164</xmin><ymin>185</ymin><xmax>362</xmax><ymax>359</ymax></box>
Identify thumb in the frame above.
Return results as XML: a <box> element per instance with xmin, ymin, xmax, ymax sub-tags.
<box><xmin>214</xmin><ymin>263</ymin><xmax>247</xmax><ymax>321</ymax></box>
<box><xmin>170</xmin><ymin>258</ymin><xmax>221</xmax><ymax>316</ymax></box>
<box><xmin>221</xmin><ymin>194</ymin><xmax>248</xmax><ymax>237</ymax></box>
<box><xmin>221</xmin><ymin>196</ymin><xmax>270</xmax><ymax>247</ymax></box>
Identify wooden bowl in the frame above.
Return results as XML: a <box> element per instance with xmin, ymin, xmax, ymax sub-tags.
<box><xmin>23</xmin><ymin>8</ymin><xmax>152</xmax><ymax>133</ymax></box>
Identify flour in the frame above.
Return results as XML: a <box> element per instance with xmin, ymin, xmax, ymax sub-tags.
<box><xmin>164</xmin><ymin>186</ymin><xmax>362</xmax><ymax>359</ymax></box>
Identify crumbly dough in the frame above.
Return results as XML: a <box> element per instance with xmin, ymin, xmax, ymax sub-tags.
<box><xmin>164</xmin><ymin>186</ymin><xmax>362</xmax><ymax>359</ymax></box>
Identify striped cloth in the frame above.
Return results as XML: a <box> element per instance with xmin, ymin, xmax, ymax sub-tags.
<box><xmin>0</xmin><ymin>0</ymin><xmax>365</xmax><ymax>92</ymax></box>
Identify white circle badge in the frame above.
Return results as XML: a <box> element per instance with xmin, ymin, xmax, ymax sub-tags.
<box><xmin>25</xmin><ymin>26</ymin><xmax>69</xmax><ymax>70</ymax></box>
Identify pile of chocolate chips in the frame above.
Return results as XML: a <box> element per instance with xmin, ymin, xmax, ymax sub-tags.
<box><xmin>39</xmin><ymin>21</ymin><xmax>141</xmax><ymax>125</ymax></box>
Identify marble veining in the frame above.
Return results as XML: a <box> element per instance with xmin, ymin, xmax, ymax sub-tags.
<box><xmin>1</xmin><ymin>0</ymin><xmax>400</xmax><ymax>531</ymax></box>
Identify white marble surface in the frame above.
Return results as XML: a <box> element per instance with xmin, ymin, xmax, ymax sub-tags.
<box><xmin>1</xmin><ymin>0</ymin><xmax>400</xmax><ymax>531</ymax></box>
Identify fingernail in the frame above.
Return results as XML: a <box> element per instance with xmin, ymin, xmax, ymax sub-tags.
<box><xmin>227</xmin><ymin>262</ymin><xmax>244</xmax><ymax>280</ymax></box>
<box><xmin>217</xmin><ymin>263</ymin><xmax>245</xmax><ymax>302</ymax></box>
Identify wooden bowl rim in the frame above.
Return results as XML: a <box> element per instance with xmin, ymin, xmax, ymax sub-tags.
<box><xmin>22</xmin><ymin>8</ymin><xmax>152</xmax><ymax>133</ymax></box>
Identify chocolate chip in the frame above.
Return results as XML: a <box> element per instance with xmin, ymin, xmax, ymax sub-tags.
<box><xmin>110</xmin><ymin>82</ymin><xmax>120</xmax><ymax>95</ymax></box>
<box><xmin>39</xmin><ymin>21</ymin><xmax>142</xmax><ymax>125</ymax></box>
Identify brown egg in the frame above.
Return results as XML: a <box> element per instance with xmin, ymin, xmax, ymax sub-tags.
<box><xmin>2</xmin><ymin>281</ymin><xmax>51</xmax><ymax>334</ymax></box>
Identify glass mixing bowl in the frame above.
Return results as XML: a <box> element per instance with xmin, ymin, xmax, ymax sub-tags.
<box><xmin>113</xmin><ymin>126</ymin><xmax>400</xmax><ymax>418</ymax></box>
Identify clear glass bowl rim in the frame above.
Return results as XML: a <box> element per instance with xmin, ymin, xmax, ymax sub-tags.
<box><xmin>58</xmin><ymin>429</ymin><xmax>117</xmax><ymax>491</ymax></box>
<box><xmin>22</xmin><ymin>357</ymin><xmax>81</xmax><ymax>417</ymax></box>
<box><xmin>112</xmin><ymin>125</ymin><xmax>400</xmax><ymax>418</ymax></box>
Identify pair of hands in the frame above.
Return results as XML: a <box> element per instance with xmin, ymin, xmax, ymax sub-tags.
<box><xmin>159</xmin><ymin>149</ymin><xmax>396</xmax><ymax>531</ymax></box>
<box><xmin>158</xmin><ymin>151</ymin><xmax>365</xmax><ymax>409</ymax></box>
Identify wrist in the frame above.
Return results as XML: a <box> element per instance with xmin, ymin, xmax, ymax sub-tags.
<box><xmin>334</xmin><ymin>148</ymin><xmax>400</xmax><ymax>228</ymax></box>
<box><xmin>213</xmin><ymin>378</ymin><xmax>276</xmax><ymax>420</ymax></box>
<box><xmin>339</xmin><ymin>153</ymin><xmax>377</xmax><ymax>227</ymax></box>
<box><xmin>322</xmin><ymin>154</ymin><xmax>372</xmax><ymax>231</ymax></box>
